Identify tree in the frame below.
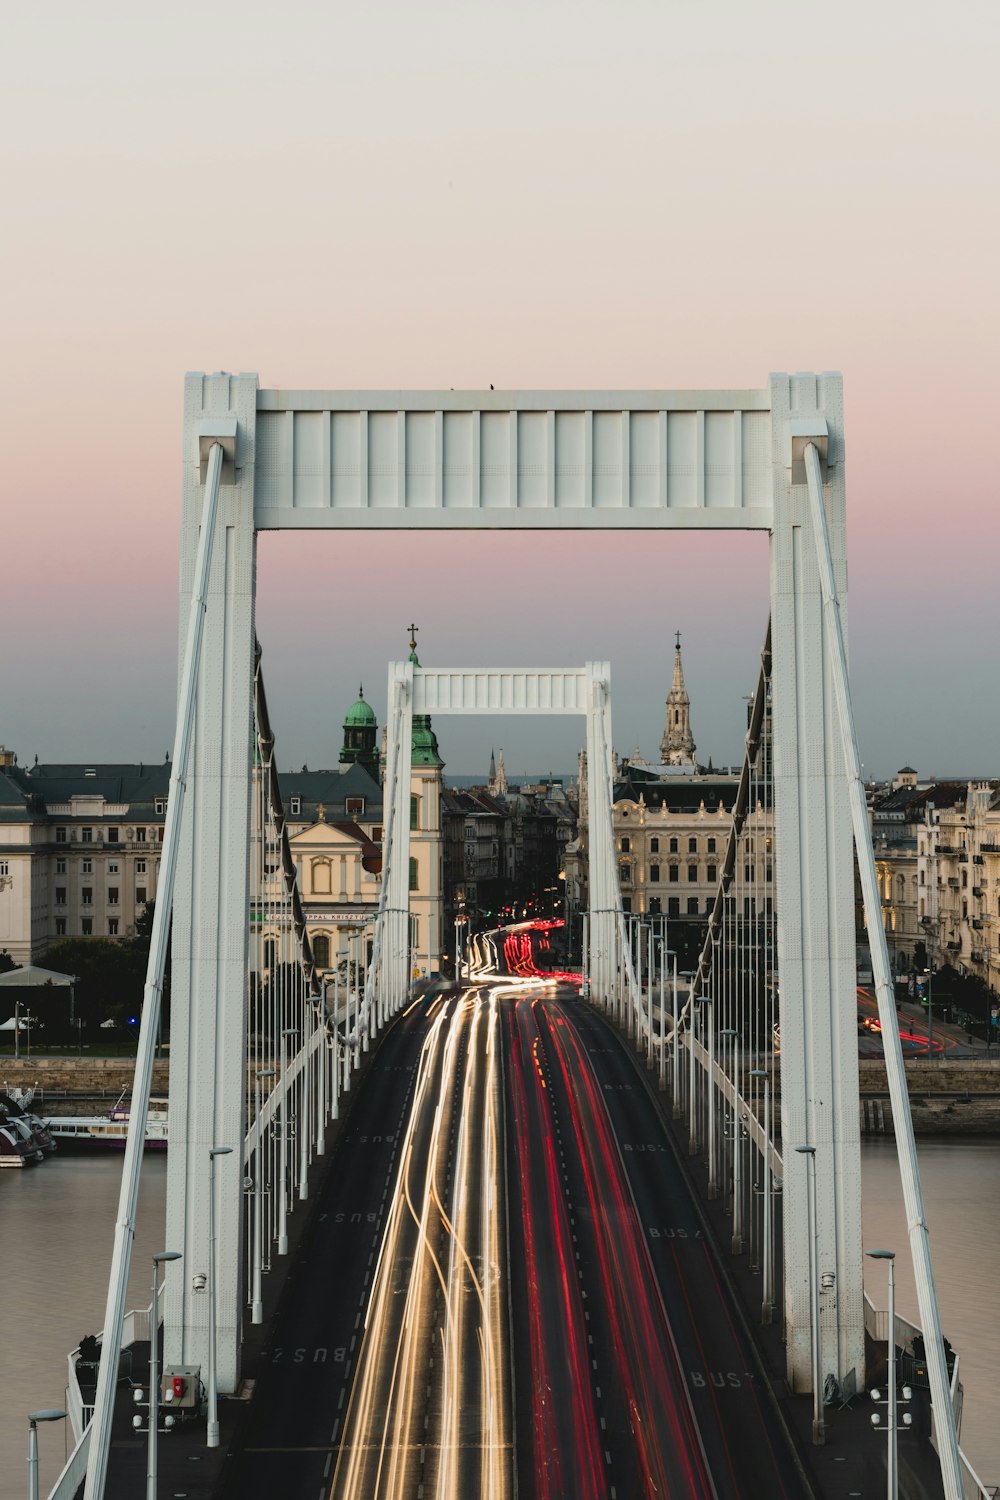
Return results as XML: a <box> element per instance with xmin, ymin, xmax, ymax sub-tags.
<box><xmin>0</xmin><ymin>950</ymin><xmax>19</xmax><ymax>975</ymax></box>
<box><xmin>37</xmin><ymin>937</ymin><xmax>149</xmax><ymax>1039</ymax></box>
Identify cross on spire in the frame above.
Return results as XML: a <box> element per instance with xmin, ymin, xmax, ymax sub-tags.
<box><xmin>675</xmin><ymin>629</ymin><xmax>682</xmax><ymax>650</ymax></box>
<box><xmin>407</xmin><ymin>622</ymin><xmax>419</xmax><ymax>651</ymax></box>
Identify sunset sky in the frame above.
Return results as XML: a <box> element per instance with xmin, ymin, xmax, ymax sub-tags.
<box><xmin>4</xmin><ymin>0</ymin><xmax>997</xmax><ymax>780</ymax></box>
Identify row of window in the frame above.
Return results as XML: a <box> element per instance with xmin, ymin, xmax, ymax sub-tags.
<box><xmin>54</xmin><ymin>824</ymin><xmax>163</xmax><ymax>844</ymax></box>
<box><xmin>54</xmin><ymin>918</ymin><xmax>120</xmax><ymax>936</ymax></box>
<box><xmin>622</xmin><ymin>896</ymin><xmax>775</xmax><ymax>917</ymax></box>
<box><xmin>620</xmin><ymin>835</ymin><xmax>719</xmax><ymax>856</ymax></box>
<box><xmin>621</xmin><ymin>862</ymin><xmax>718</xmax><ymax>884</ymax></box>
<box><xmin>53</xmin><ymin>858</ymin><xmax>147</xmax><ymax>876</ymax></box>
<box><xmin>52</xmin><ymin>857</ymin><xmax>147</xmax><ymax>874</ymax></box>
<box><xmin>53</xmin><ymin>886</ymin><xmax>147</xmax><ymax>906</ymax></box>
<box><xmin>620</xmin><ymin>861</ymin><xmax>773</xmax><ymax>885</ymax></box>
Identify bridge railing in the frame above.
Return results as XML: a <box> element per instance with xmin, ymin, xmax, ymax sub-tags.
<box><xmin>660</xmin><ymin>623</ymin><xmax>778</xmax><ymax>1274</ymax></box>
<box><xmin>50</xmin><ymin>1292</ymin><xmax>157</xmax><ymax>1500</ymax></box>
<box><xmin>587</xmin><ymin>621</ymin><xmax>782</xmax><ymax>1324</ymax></box>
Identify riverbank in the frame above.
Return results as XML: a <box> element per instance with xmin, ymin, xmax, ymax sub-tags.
<box><xmin>2</xmin><ymin>1056</ymin><xmax>169</xmax><ymax>1102</ymax></box>
<box><xmin>858</xmin><ymin>1057</ymin><xmax>1000</xmax><ymax>1134</ymax></box>
<box><xmin>7</xmin><ymin>1052</ymin><xmax>1000</xmax><ymax>1134</ymax></box>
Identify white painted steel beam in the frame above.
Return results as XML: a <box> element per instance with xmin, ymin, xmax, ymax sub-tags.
<box><xmin>250</xmin><ymin>390</ymin><xmax>775</xmax><ymax>529</ymax></box>
<box><xmin>165</xmin><ymin>373</ymin><xmax>258</xmax><ymax>1395</ymax></box>
<box><xmin>411</xmin><ymin>668</ymin><xmax>591</xmax><ymax>715</ymax></box>
<box><xmin>768</xmin><ymin>373</ymin><xmax>865</xmax><ymax>1397</ymax></box>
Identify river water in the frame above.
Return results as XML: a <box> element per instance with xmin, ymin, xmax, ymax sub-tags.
<box><xmin>1</xmin><ymin>1143</ymin><xmax>997</xmax><ymax>1496</ymax></box>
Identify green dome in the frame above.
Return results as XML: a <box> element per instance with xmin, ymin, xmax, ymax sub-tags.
<box><xmin>343</xmin><ymin>687</ymin><xmax>376</xmax><ymax>728</ymax></box>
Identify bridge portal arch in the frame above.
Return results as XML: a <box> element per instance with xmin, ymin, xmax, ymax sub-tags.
<box><xmin>167</xmin><ymin>371</ymin><xmax>860</xmax><ymax>1401</ymax></box>
<box><xmin>379</xmin><ymin>661</ymin><xmax>619</xmax><ymax>1004</ymax></box>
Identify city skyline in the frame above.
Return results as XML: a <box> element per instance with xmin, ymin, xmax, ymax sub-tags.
<box><xmin>4</xmin><ymin>1</ymin><xmax>997</xmax><ymax>780</ymax></box>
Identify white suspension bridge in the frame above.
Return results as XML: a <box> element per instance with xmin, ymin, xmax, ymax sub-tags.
<box><xmin>41</xmin><ymin>373</ymin><xmax>990</xmax><ymax>1500</ymax></box>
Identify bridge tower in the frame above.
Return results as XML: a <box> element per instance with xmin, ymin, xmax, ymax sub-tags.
<box><xmin>79</xmin><ymin>371</ymin><xmax>963</xmax><ymax>1500</ymax></box>
<box><xmin>158</xmin><ymin>373</ymin><xmax>866</xmax><ymax>1398</ymax></box>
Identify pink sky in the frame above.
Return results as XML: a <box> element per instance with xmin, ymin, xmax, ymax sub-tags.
<box><xmin>2</xmin><ymin>0</ymin><xmax>997</xmax><ymax>778</ymax></box>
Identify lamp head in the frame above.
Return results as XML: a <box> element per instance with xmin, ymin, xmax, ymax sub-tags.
<box><xmin>29</xmin><ymin>1409</ymin><xmax>67</xmax><ymax>1424</ymax></box>
<box><xmin>210</xmin><ymin>1146</ymin><xmax>233</xmax><ymax>1159</ymax></box>
<box><xmin>795</xmin><ymin>1145</ymin><xmax>816</xmax><ymax>1156</ymax></box>
<box><xmin>866</xmin><ymin>1248</ymin><xmax>895</xmax><ymax>1261</ymax></box>
<box><xmin>153</xmin><ymin>1250</ymin><xmax>182</xmax><ymax>1264</ymax></box>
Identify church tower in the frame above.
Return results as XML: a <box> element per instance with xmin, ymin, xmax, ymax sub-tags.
<box><xmin>406</xmin><ymin>628</ymin><xmax>444</xmax><ymax>975</ymax></box>
<box><xmin>660</xmin><ymin>632</ymin><xmax>697</xmax><ymax>766</ymax></box>
<box><xmin>488</xmin><ymin>747</ymin><xmax>508</xmax><ymax>797</ymax></box>
<box><xmin>339</xmin><ymin>687</ymin><xmax>380</xmax><ymax>781</ymax></box>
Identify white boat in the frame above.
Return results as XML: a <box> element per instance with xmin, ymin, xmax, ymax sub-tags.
<box><xmin>46</xmin><ymin>1094</ymin><xmax>169</xmax><ymax>1150</ymax></box>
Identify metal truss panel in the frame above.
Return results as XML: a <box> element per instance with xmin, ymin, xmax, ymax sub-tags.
<box><xmin>246</xmin><ymin>388</ymin><xmax>775</xmax><ymax>529</ymax></box>
<box><xmin>411</xmin><ymin>668</ymin><xmax>590</xmax><ymax>715</ymax></box>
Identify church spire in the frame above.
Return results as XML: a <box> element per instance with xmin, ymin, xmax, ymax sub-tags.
<box><xmin>660</xmin><ymin>631</ymin><xmax>697</xmax><ymax>766</ymax></box>
<box><xmin>489</xmin><ymin>747</ymin><xmax>508</xmax><ymax>797</ymax></box>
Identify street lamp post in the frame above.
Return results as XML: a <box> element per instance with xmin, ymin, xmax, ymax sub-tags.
<box><xmin>751</xmin><ymin>1067</ymin><xmax>774</xmax><ymax>1323</ymax></box>
<box><xmin>299</xmin><ymin>999</ymin><xmax>312</xmax><ymax>1202</ymax></box>
<box><xmin>27</xmin><ymin>1410</ymin><xmax>66</xmax><ymax>1500</ymax></box>
<box><xmin>147</xmin><ymin>1250</ymin><xmax>182</xmax><ymax>1499</ymax></box>
<box><xmin>316</xmin><ymin>991</ymin><xmax>327</xmax><ymax>1157</ymax></box>
<box><xmin>657</xmin><ymin>944</ymin><xmax>671</xmax><ymax>1092</ymax></box>
<box><xmin>207</xmin><ymin>1145</ymin><xmax>233</xmax><ymax>1448</ymax></box>
<box><xmin>705</xmin><ymin>1000</ymin><xmax>718</xmax><ymax>1197</ymax></box>
<box><xmin>252</xmin><ymin>1068</ymin><xmax>275</xmax><ymax>1324</ymax></box>
<box><xmin>690</xmin><ymin>995</ymin><xmax>712</xmax><ymax>1164</ymax></box>
<box><xmin>650</xmin><ymin>924</ymin><xmax>656</xmax><ymax>1068</ymax></box>
<box><xmin>796</xmin><ymin>1144</ymin><xmax>824</xmax><ymax>1444</ymax></box>
<box><xmin>719</xmin><ymin>1028</ymin><xmax>739</xmax><ymax>1241</ymax></box>
<box><xmin>278</xmin><ymin>1027</ymin><xmax>297</xmax><ymax>1255</ymax></box>
<box><xmin>867</xmin><ymin>1249</ymin><xmax>915</xmax><ymax>1500</ymax></box>
<box><xmin>687</xmin><ymin>992</ymin><xmax>699</xmax><ymax>1154</ymax></box>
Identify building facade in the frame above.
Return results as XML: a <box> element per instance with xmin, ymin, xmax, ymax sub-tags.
<box><xmin>1</xmin><ymin>665</ymin><xmax>448</xmax><ymax>978</ymax></box>
<box><xmin>568</xmin><ymin>636</ymin><xmax>773</xmax><ymax>967</ymax></box>
<box><xmin>917</xmin><ymin>782</ymin><xmax>1000</xmax><ymax>999</ymax></box>
<box><xmin>0</xmin><ymin>749</ymin><xmax>168</xmax><ymax>963</ymax></box>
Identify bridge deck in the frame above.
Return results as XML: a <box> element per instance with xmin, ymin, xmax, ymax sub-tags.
<box><xmin>94</xmin><ymin>987</ymin><xmax>948</xmax><ymax>1500</ymax></box>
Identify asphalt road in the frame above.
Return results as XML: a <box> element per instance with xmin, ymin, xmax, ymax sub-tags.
<box><xmin>221</xmin><ymin>982</ymin><xmax>810</xmax><ymax>1499</ymax></box>
<box><xmin>219</xmin><ymin>1004</ymin><xmax>427</xmax><ymax>1500</ymax></box>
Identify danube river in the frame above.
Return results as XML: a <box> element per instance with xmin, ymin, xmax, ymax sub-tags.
<box><xmin>2</xmin><ymin>1143</ymin><xmax>997</xmax><ymax>1496</ymax></box>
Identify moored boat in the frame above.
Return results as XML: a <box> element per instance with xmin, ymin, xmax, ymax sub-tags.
<box><xmin>46</xmin><ymin>1094</ymin><xmax>169</xmax><ymax>1150</ymax></box>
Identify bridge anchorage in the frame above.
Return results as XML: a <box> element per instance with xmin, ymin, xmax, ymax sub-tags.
<box><xmin>57</xmin><ymin>374</ymin><xmax>983</xmax><ymax>1500</ymax></box>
